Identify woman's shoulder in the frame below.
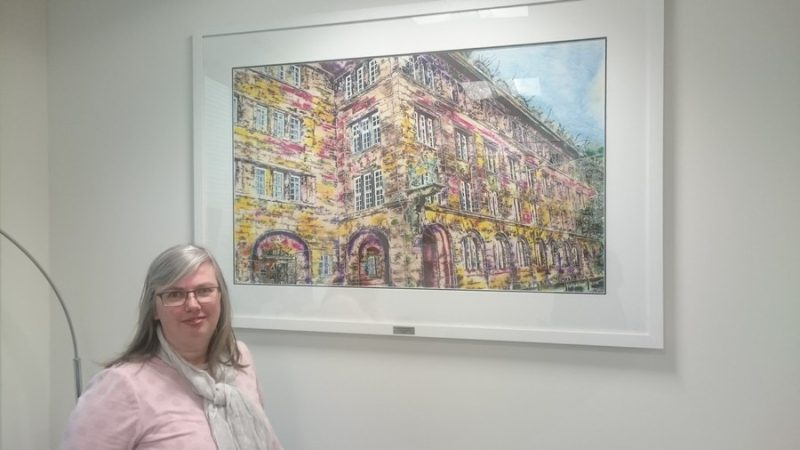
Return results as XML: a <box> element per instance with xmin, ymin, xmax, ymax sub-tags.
<box><xmin>92</xmin><ymin>359</ymin><xmax>149</xmax><ymax>384</ymax></box>
<box><xmin>88</xmin><ymin>357</ymin><xmax>201</xmax><ymax>414</ymax></box>
<box><xmin>75</xmin><ymin>361</ymin><xmax>151</xmax><ymax>414</ymax></box>
<box><xmin>102</xmin><ymin>357</ymin><xmax>168</xmax><ymax>378</ymax></box>
<box><xmin>95</xmin><ymin>357</ymin><xmax>183</xmax><ymax>392</ymax></box>
<box><xmin>235</xmin><ymin>339</ymin><xmax>255</xmax><ymax>365</ymax></box>
<box><xmin>236</xmin><ymin>339</ymin><xmax>250</xmax><ymax>351</ymax></box>
<box><xmin>104</xmin><ymin>357</ymin><xmax>152</xmax><ymax>373</ymax></box>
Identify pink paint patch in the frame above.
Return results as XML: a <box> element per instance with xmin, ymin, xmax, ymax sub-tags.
<box><xmin>282</xmin><ymin>85</ymin><xmax>314</xmax><ymax>102</ymax></box>
<box><xmin>482</xmin><ymin>129</ymin><xmax>503</xmax><ymax>143</ymax></box>
<box><xmin>283</xmin><ymin>142</ymin><xmax>305</xmax><ymax>153</ymax></box>
<box><xmin>448</xmin><ymin>112</ymin><xmax>477</xmax><ymax>131</ymax></box>
<box><xmin>349</xmin><ymin>97</ymin><xmax>376</xmax><ymax>115</ymax></box>
<box><xmin>290</xmin><ymin>99</ymin><xmax>313</xmax><ymax>111</ymax></box>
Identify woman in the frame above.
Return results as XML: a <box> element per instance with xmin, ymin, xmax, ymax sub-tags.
<box><xmin>61</xmin><ymin>244</ymin><xmax>283</xmax><ymax>449</ymax></box>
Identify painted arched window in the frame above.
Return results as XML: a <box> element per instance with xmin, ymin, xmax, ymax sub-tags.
<box><xmin>461</xmin><ymin>232</ymin><xmax>484</xmax><ymax>272</ymax></box>
<box><xmin>517</xmin><ymin>237</ymin><xmax>532</xmax><ymax>268</ymax></box>
<box><xmin>570</xmin><ymin>245</ymin><xmax>581</xmax><ymax>268</ymax></box>
<box><xmin>554</xmin><ymin>243</ymin><xmax>567</xmax><ymax>270</ymax></box>
<box><xmin>536</xmin><ymin>239</ymin><xmax>548</xmax><ymax>268</ymax></box>
<box><xmin>546</xmin><ymin>240</ymin><xmax>556</xmax><ymax>268</ymax></box>
<box><xmin>494</xmin><ymin>234</ymin><xmax>512</xmax><ymax>270</ymax></box>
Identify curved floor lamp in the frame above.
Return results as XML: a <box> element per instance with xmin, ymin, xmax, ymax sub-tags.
<box><xmin>0</xmin><ymin>228</ymin><xmax>82</xmax><ymax>400</ymax></box>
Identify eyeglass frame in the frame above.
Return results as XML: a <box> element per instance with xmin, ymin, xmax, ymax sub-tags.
<box><xmin>156</xmin><ymin>286</ymin><xmax>221</xmax><ymax>307</ymax></box>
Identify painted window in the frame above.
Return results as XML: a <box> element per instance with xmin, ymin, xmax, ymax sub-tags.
<box><xmin>288</xmin><ymin>175</ymin><xmax>301</xmax><ymax>201</ymax></box>
<box><xmin>536</xmin><ymin>240</ymin><xmax>548</xmax><ymax>267</ymax></box>
<box><xmin>288</xmin><ymin>116</ymin><xmax>302</xmax><ymax>142</ymax></box>
<box><xmin>364</xmin><ymin>248</ymin><xmax>382</xmax><ymax>279</ymax></box>
<box><xmin>485</xmin><ymin>143</ymin><xmax>498</xmax><ymax>173</ymax></box>
<box><xmin>354</xmin><ymin>169</ymin><xmax>385</xmax><ymax>211</ymax></box>
<box><xmin>269</xmin><ymin>65</ymin><xmax>301</xmax><ymax>86</ymax></box>
<box><xmin>272</xmin><ymin>65</ymin><xmax>285</xmax><ymax>80</ymax></box>
<box><xmin>455</xmin><ymin>130</ymin><xmax>470</xmax><ymax>161</ymax></box>
<box><xmin>462</xmin><ymin>234</ymin><xmax>483</xmax><ymax>272</ymax></box>
<box><xmin>344</xmin><ymin>74</ymin><xmax>353</xmax><ymax>98</ymax></box>
<box><xmin>355</xmin><ymin>66</ymin><xmax>364</xmax><ymax>92</ymax></box>
<box><xmin>508</xmin><ymin>157</ymin><xmax>519</xmax><ymax>181</ymax></box>
<box><xmin>368</xmin><ymin>59</ymin><xmax>380</xmax><ymax>84</ymax></box>
<box><xmin>272</xmin><ymin>110</ymin><xmax>285</xmax><ymax>138</ymax></box>
<box><xmin>342</xmin><ymin>59</ymin><xmax>380</xmax><ymax>99</ymax></box>
<box><xmin>426</xmin><ymin>190</ymin><xmax>445</xmax><ymax>206</ymax></box>
<box><xmin>271</xmin><ymin>110</ymin><xmax>303</xmax><ymax>142</ymax></box>
<box><xmin>272</xmin><ymin>171</ymin><xmax>285</xmax><ymax>200</ymax></box>
<box><xmin>543</xmin><ymin>175</ymin><xmax>553</xmax><ymax>197</ymax></box>
<box><xmin>364</xmin><ymin>253</ymin><xmax>376</xmax><ymax>278</ymax></box>
<box><xmin>411</xmin><ymin>164</ymin><xmax>434</xmax><ymax>189</ymax></box>
<box><xmin>354</xmin><ymin>176</ymin><xmax>364</xmax><ymax>211</ymax></box>
<box><xmin>290</xmin><ymin>65</ymin><xmax>302</xmax><ymax>86</ymax></box>
<box><xmin>512</xmin><ymin>120</ymin><xmax>526</xmax><ymax>142</ymax></box>
<box><xmin>371</xmin><ymin>114</ymin><xmax>382</xmax><ymax>147</ymax></box>
<box><xmin>374</xmin><ymin>170</ymin><xmax>385</xmax><ymax>206</ymax></box>
<box><xmin>351</xmin><ymin>112</ymin><xmax>381</xmax><ymax>153</ymax></box>
<box><xmin>254</xmin><ymin>105</ymin><xmax>268</xmax><ymax>131</ymax></box>
<box><xmin>555</xmin><ymin>245</ymin><xmax>566</xmax><ymax>270</ymax></box>
<box><xmin>319</xmin><ymin>254</ymin><xmax>333</xmax><ymax>276</ymax></box>
<box><xmin>364</xmin><ymin>172</ymin><xmax>374</xmax><ymax>208</ymax></box>
<box><xmin>489</xmin><ymin>192</ymin><xmax>499</xmax><ymax>217</ymax></box>
<box><xmin>255</xmin><ymin>167</ymin><xmax>266</xmax><ymax>197</ymax></box>
<box><xmin>494</xmin><ymin>236</ymin><xmax>511</xmax><ymax>270</ymax></box>
<box><xmin>459</xmin><ymin>180</ymin><xmax>474</xmax><ymax>212</ymax></box>
<box><xmin>413</xmin><ymin>56</ymin><xmax>435</xmax><ymax>89</ymax></box>
<box><xmin>252</xmin><ymin>165</ymin><xmax>313</xmax><ymax>203</ymax></box>
<box><xmin>414</xmin><ymin>110</ymin><xmax>436</xmax><ymax>147</ymax></box>
<box><xmin>517</xmin><ymin>238</ymin><xmax>532</xmax><ymax>267</ymax></box>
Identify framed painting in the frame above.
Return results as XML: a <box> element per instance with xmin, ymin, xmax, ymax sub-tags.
<box><xmin>193</xmin><ymin>0</ymin><xmax>664</xmax><ymax>347</ymax></box>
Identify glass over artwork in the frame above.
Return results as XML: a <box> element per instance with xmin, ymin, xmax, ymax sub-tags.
<box><xmin>231</xmin><ymin>39</ymin><xmax>606</xmax><ymax>293</ymax></box>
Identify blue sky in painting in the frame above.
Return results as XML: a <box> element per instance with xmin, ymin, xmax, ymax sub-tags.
<box><xmin>470</xmin><ymin>39</ymin><xmax>606</xmax><ymax>149</ymax></box>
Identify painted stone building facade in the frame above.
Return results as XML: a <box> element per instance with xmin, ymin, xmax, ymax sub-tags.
<box><xmin>232</xmin><ymin>50</ymin><xmax>604</xmax><ymax>292</ymax></box>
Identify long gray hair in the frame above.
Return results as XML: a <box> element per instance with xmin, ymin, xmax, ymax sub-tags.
<box><xmin>107</xmin><ymin>244</ymin><xmax>244</xmax><ymax>374</ymax></box>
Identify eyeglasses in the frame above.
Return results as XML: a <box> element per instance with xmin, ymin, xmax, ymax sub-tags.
<box><xmin>157</xmin><ymin>286</ymin><xmax>220</xmax><ymax>307</ymax></box>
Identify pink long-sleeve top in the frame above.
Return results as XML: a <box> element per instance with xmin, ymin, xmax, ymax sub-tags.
<box><xmin>60</xmin><ymin>342</ymin><xmax>283</xmax><ymax>450</ymax></box>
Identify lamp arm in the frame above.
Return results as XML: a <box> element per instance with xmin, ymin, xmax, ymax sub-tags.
<box><xmin>0</xmin><ymin>228</ymin><xmax>82</xmax><ymax>399</ymax></box>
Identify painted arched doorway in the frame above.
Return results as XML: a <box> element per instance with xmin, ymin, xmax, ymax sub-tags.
<box><xmin>250</xmin><ymin>231</ymin><xmax>311</xmax><ymax>284</ymax></box>
<box><xmin>346</xmin><ymin>229</ymin><xmax>392</xmax><ymax>286</ymax></box>
<box><xmin>421</xmin><ymin>224</ymin><xmax>454</xmax><ymax>288</ymax></box>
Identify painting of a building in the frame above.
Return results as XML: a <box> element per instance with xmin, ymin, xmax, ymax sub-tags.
<box><xmin>232</xmin><ymin>40</ymin><xmax>605</xmax><ymax>292</ymax></box>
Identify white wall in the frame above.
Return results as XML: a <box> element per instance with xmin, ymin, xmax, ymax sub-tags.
<box><xmin>16</xmin><ymin>0</ymin><xmax>799</xmax><ymax>448</ymax></box>
<box><xmin>0</xmin><ymin>0</ymin><xmax>52</xmax><ymax>449</ymax></box>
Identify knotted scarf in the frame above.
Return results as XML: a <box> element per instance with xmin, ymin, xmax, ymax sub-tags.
<box><xmin>156</xmin><ymin>328</ymin><xmax>277</xmax><ymax>450</ymax></box>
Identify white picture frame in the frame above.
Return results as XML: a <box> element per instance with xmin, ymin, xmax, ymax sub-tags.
<box><xmin>193</xmin><ymin>0</ymin><xmax>664</xmax><ymax>348</ymax></box>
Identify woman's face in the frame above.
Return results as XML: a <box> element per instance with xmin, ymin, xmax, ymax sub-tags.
<box><xmin>154</xmin><ymin>261</ymin><xmax>222</xmax><ymax>363</ymax></box>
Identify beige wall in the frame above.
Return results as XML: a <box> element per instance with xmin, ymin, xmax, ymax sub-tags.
<box><xmin>1</xmin><ymin>0</ymin><xmax>798</xmax><ymax>448</ymax></box>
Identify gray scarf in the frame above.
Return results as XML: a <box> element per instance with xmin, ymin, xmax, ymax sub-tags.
<box><xmin>156</xmin><ymin>328</ymin><xmax>276</xmax><ymax>450</ymax></box>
